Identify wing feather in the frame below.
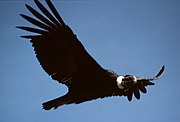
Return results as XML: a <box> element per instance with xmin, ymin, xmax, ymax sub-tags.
<box><xmin>34</xmin><ymin>0</ymin><xmax>60</xmax><ymax>27</ymax></box>
<box><xmin>20</xmin><ymin>13</ymin><xmax>50</xmax><ymax>31</ymax></box>
<box><xmin>46</xmin><ymin>0</ymin><xmax>65</xmax><ymax>26</ymax></box>
<box><xmin>16</xmin><ymin>26</ymin><xmax>48</xmax><ymax>35</ymax></box>
<box><xmin>18</xmin><ymin>0</ymin><xmax>104</xmax><ymax>86</ymax></box>
<box><xmin>25</xmin><ymin>4</ymin><xmax>55</xmax><ymax>30</ymax></box>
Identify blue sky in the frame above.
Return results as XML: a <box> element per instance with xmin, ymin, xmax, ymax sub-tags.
<box><xmin>1</xmin><ymin>0</ymin><xmax>180</xmax><ymax>122</ymax></box>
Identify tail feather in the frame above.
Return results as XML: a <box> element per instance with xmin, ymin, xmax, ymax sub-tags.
<box><xmin>42</xmin><ymin>94</ymin><xmax>71</xmax><ymax>110</ymax></box>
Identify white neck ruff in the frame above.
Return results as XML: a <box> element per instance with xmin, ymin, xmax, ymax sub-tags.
<box><xmin>116</xmin><ymin>76</ymin><xmax>124</xmax><ymax>89</ymax></box>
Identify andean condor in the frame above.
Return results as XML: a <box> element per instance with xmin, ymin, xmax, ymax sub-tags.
<box><xmin>17</xmin><ymin>0</ymin><xmax>165</xmax><ymax>110</ymax></box>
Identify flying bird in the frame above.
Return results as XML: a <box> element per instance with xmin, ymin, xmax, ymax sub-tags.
<box><xmin>17</xmin><ymin>0</ymin><xmax>165</xmax><ymax>110</ymax></box>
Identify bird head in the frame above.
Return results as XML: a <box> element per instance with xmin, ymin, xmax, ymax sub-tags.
<box><xmin>117</xmin><ymin>75</ymin><xmax>137</xmax><ymax>90</ymax></box>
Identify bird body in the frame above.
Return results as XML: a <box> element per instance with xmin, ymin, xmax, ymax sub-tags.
<box><xmin>17</xmin><ymin>0</ymin><xmax>165</xmax><ymax>110</ymax></box>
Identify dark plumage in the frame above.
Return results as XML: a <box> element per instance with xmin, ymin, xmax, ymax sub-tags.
<box><xmin>17</xmin><ymin>0</ymin><xmax>165</xmax><ymax>110</ymax></box>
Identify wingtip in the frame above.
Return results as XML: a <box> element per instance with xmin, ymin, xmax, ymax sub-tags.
<box><xmin>25</xmin><ymin>3</ymin><xmax>32</xmax><ymax>11</ymax></box>
<box><xmin>19</xmin><ymin>14</ymin><xmax>27</xmax><ymax>19</ymax></box>
<box><xmin>16</xmin><ymin>26</ymin><xmax>23</xmax><ymax>29</ymax></box>
<box><xmin>19</xmin><ymin>13</ymin><xmax>23</xmax><ymax>17</ymax></box>
<box><xmin>20</xmin><ymin>35</ymin><xmax>32</xmax><ymax>39</ymax></box>
<box><xmin>162</xmin><ymin>65</ymin><xmax>165</xmax><ymax>70</ymax></box>
<box><xmin>25</xmin><ymin>4</ymin><xmax>29</xmax><ymax>8</ymax></box>
<box><xmin>155</xmin><ymin>65</ymin><xmax>165</xmax><ymax>78</ymax></box>
<box><xmin>45</xmin><ymin>0</ymin><xmax>66</xmax><ymax>26</ymax></box>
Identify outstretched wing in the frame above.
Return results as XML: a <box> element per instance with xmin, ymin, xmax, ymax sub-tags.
<box><xmin>17</xmin><ymin>0</ymin><xmax>104</xmax><ymax>86</ymax></box>
<box><xmin>125</xmin><ymin>66</ymin><xmax>165</xmax><ymax>101</ymax></box>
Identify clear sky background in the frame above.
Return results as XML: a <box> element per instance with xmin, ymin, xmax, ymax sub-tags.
<box><xmin>1</xmin><ymin>0</ymin><xmax>180</xmax><ymax>122</ymax></box>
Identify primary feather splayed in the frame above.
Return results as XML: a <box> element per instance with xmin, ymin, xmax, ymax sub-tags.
<box><xmin>17</xmin><ymin>0</ymin><xmax>165</xmax><ymax>110</ymax></box>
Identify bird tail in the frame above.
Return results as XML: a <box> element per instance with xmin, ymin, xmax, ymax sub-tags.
<box><xmin>42</xmin><ymin>94</ymin><xmax>72</xmax><ymax>110</ymax></box>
